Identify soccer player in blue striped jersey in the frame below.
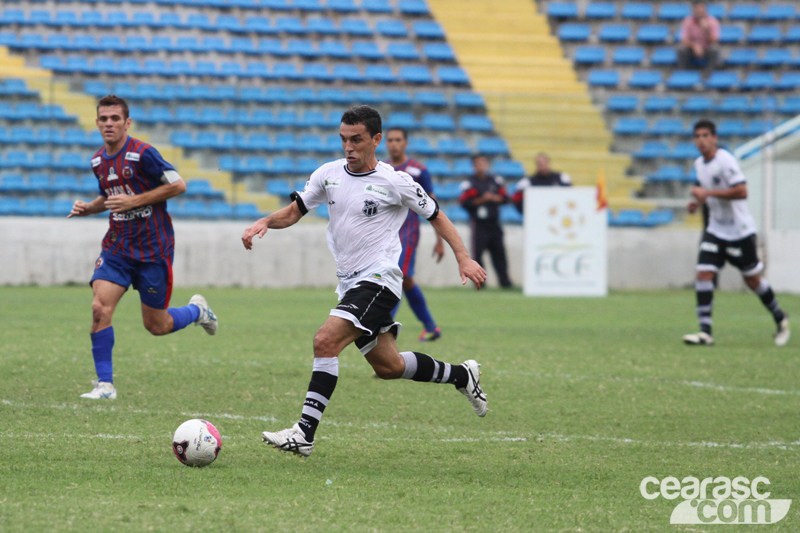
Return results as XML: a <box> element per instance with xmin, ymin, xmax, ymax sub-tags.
<box><xmin>68</xmin><ymin>95</ymin><xmax>218</xmax><ymax>399</ymax></box>
<box><xmin>385</xmin><ymin>127</ymin><xmax>444</xmax><ymax>341</ymax></box>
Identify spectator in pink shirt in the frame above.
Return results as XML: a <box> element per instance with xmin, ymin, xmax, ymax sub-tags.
<box><xmin>678</xmin><ymin>1</ymin><xmax>720</xmax><ymax>70</ymax></box>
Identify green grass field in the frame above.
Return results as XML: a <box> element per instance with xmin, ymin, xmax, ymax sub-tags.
<box><xmin>1</xmin><ymin>286</ymin><xmax>799</xmax><ymax>532</ymax></box>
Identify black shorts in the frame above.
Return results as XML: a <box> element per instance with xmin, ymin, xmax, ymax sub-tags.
<box><xmin>697</xmin><ymin>231</ymin><xmax>763</xmax><ymax>276</ymax></box>
<box><xmin>330</xmin><ymin>282</ymin><xmax>401</xmax><ymax>355</ymax></box>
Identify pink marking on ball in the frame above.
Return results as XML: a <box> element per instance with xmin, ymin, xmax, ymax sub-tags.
<box><xmin>205</xmin><ymin>421</ymin><xmax>221</xmax><ymax>455</ymax></box>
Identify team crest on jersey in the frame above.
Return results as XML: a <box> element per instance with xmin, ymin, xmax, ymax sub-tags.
<box><xmin>95</xmin><ymin>256</ymin><xmax>103</xmax><ymax>269</ymax></box>
<box><xmin>362</xmin><ymin>199</ymin><xmax>379</xmax><ymax>217</ymax></box>
<box><xmin>124</xmin><ymin>152</ymin><xmax>140</xmax><ymax>162</ymax></box>
<box><xmin>122</xmin><ymin>165</ymin><xmax>134</xmax><ymax>179</ymax></box>
<box><xmin>91</xmin><ymin>157</ymin><xmax>102</xmax><ymax>167</ymax></box>
<box><xmin>107</xmin><ymin>166</ymin><xmax>118</xmax><ymax>181</ymax></box>
<box><xmin>365</xmin><ymin>184</ymin><xmax>389</xmax><ymax>198</ymax></box>
<box><xmin>405</xmin><ymin>166</ymin><xmax>421</xmax><ymax>178</ymax></box>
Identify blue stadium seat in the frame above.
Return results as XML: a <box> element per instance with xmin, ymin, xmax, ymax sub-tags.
<box><xmin>575</xmin><ymin>46</ymin><xmax>606</xmax><ymax>64</ymax></box>
<box><xmin>399</xmin><ymin>65</ymin><xmax>433</xmax><ymax>84</ymax></box>
<box><xmin>362</xmin><ymin>0</ymin><xmax>394</xmax><ymax>13</ymax></box>
<box><xmin>741</xmin><ymin>72</ymin><xmax>775</xmax><ymax>91</ymax></box>
<box><xmin>346</xmin><ymin>88</ymin><xmax>380</xmax><ymax>104</ymax></box>
<box><xmin>658</xmin><ymin>3</ymin><xmax>690</xmax><ymax>20</ymax></box>
<box><xmin>0</xmin><ymin>196</ymin><xmax>24</xmax><ymax>216</ymax></box>
<box><xmin>0</xmin><ymin>173</ymin><xmax>28</xmax><ymax>192</ymax></box>
<box><xmin>628</xmin><ymin>70</ymin><xmax>661</xmax><ymax>88</ymax></box>
<box><xmin>651</xmin><ymin>118</ymin><xmax>688</xmax><ymax>136</ymax></box>
<box><xmin>304</xmin><ymin>17</ymin><xmax>337</xmax><ymax>35</ymax></box>
<box><xmin>294</xmin><ymin>0</ymin><xmax>324</xmax><ymax>11</ymax></box>
<box><xmin>744</xmin><ymin>120</ymin><xmax>774</xmax><ymax>137</ymax></box>
<box><xmin>725</xmin><ymin>48</ymin><xmax>759</xmax><ymax>66</ymax></box>
<box><xmin>438</xmin><ymin>138</ymin><xmax>471</xmax><ymax>156</ymax></box>
<box><xmin>777</xmin><ymin>73</ymin><xmax>800</xmax><ymax>91</ymax></box>
<box><xmin>54</xmin><ymin>153</ymin><xmax>84</xmax><ymax>170</ymax></box>
<box><xmin>613</xmin><ymin>47</ymin><xmax>644</xmax><ymax>65</ymax></box>
<box><xmin>245</xmin><ymin>16</ymin><xmax>276</xmax><ymax>34</ymax></box>
<box><xmin>434</xmin><ymin>181</ymin><xmax>461</xmax><ymax>199</ymax></box>
<box><xmin>413</xmin><ymin>21</ymin><xmax>444</xmax><ymax>39</ymax></box>
<box><xmin>613</xmin><ymin>117</ymin><xmax>647</xmax><ymax>135</ymax></box>
<box><xmin>717</xmin><ymin>119</ymin><xmax>745</xmax><ymax>137</ymax></box>
<box><xmin>423</xmin><ymin>43</ymin><xmax>455</xmax><ymax>61</ymax></box>
<box><xmin>637</xmin><ymin>24</ymin><xmax>670</xmax><ymax>43</ymax></box>
<box><xmin>437</xmin><ymin>66</ymin><xmax>469</xmax><ymax>84</ymax></box>
<box><xmin>729</xmin><ymin>4</ymin><xmax>762</xmax><ymax>20</ymax></box>
<box><xmin>421</xmin><ymin>113</ymin><xmax>455</xmax><ymax>131</ymax></box>
<box><xmin>669</xmin><ymin>142</ymin><xmax>699</xmax><ymax>159</ymax></box>
<box><xmin>599</xmin><ymin>24</ymin><xmax>630</xmax><ymax>42</ymax></box>
<box><xmin>493</xmin><ymin>161</ymin><xmax>525</xmax><ymax>179</ymax></box>
<box><xmin>302</xmin><ymin>63</ymin><xmax>334</xmax><ymax>81</ymax></box>
<box><xmin>317</xmin><ymin>40</ymin><xmax>350</xmax><ymax>58</ymax></box>
<box><xmin>452</xmin><ymin>159</ymin><xmax>473</xmax><ymax>176</ymax></box>
<box><xmin>559</xmin><ymin>23</ymin><xmax>591</xmax><ymax>41</ymax></box>
<box><xmin>276</xmin><ymin>16</ymin><xmax>306</xmax><ymax>34</ymax></box>
<box><xmin>719</xmin><ymin>26</ymin><xmax>744</xmax><ymax>44</ymax></box>
<box><xmin>645</xmin><ymin>210</ymin><xmax>673</xmax><ymax>226</ymax></box>
<box><xmin>53</xmin><ymin>175</ymin><xmax>81</xmax><ymax>193</ymax></box>
<box><xmin>376</xmin><ymin>20</ymin><xmax>408</xmax><ymax>37</ymax></box>
<box><xmin>783</xmin><ymin>26</ymin><xmax>800</xmax><ymax>43</ymax></box>
<box><xmin>398</xmin><ymin>0</ymin><xmax>429</xmax><ymax>15</ymax></box>
<box><xmin>477</xmin><ymin>138</ymin><xmax>510</xmax><ymax>155</ymax></box>
<box><xmin>763</xmin><ymin>4</ymin><xmax>796</xmax><ymax>21</ymax></box>
<box><xmin>607</xmin><ymin>94</ymin><xmax>638</xmax><ymax>112</ymax></box>
<box><xmin>588</xmin><ymin>69</ymin><xmax>619</xmax><ymax>87</ymax></box>
<box><xmin>327</xmin><ymin>0</ymin><xmax>359</xmax><ymax>13</ymax></box>
<box><xmin>760</xmin><ymin>48</ymin><xmax>793</xmax><ymax>67</ymax></box>
<box><xmin>460</xmin><ymin>115</ymin><xmax>493</xmax><ymax>132</ymax></box>
<box><xmin>705</xmin><ymin>71</ymin><xmax>740</xmax><ymax>90</ymax></box>
<box><xmin>340</xmin><ymin>18</ymin><xmax>373</xmax><ymax>36</ymax></box>
<box><xmin>585</xmin><ymin>3</ymin><xmax>616</xmax><ymax>18</ymax></box>
<box><xmin>386</xmin><ymin>112</ymin><xmax>417</xmax><ymax>129</ymax></box>
<box><xmin>682</xmin><ymin>96</ymin><xmax>714</xmax><ymax>113</ymax></box>
<box><xmin>643</xmin><ymin>96</ymin><xmax>677</xmax><ymax>112</ymax></box>
<box><xmin>634</xmin><ymin>141</ymin><xmax>668</xmax><ymax>159</ymax></box>
<box><xmin>351</xmin><ymin>41</ymin><xmax>384</xmax><ymax>59</ymax></box>
<box><xmin>416</xmin><ymin>90</ymin><xmax>448</xmax><ymax>107</ymax></box>
<box><xmin>330</xmin><ymin>64</ymin><xmax>364</xmax><ymax>83</ymax></box>
<box><xmin>666</xmin><ymin>70</ymin><xmax>701</xmax><ymax>89</ymax></box>
<box><xmin>454</xmin><ymin>92</ymin><xmax>485</xmax><ymax>108</ymax></box>
<box><xmin>548</xmin><ymin>2</ymin><xmax>579</xmax><ymax>18</ymax></box>
<box><xmin>610</xmin><ymin>209</ymin><xmax>645</xmax><ymax>227</ymax></box>
<box><xmin>717</xmin><ymin>95</ymin><xmax>749</xmax><ymax>113</ymax></box>
<box><xmin>444</xmin><ymin>206</ymin><xmax>470</xmax><ymax>224</ymax></box>
<box><xmin>647</xmin><ymin>166</ymin><xmax>684</xmax><ymax>182</ymax></box>
<box><xmin>748</xmin><ymin>26</ymin><xmax>782</xmax><ymax>43</ymax></box>
<box><xmin>387</xmin><ymin>42</ymin><xmax>421</xmax><ymax>60</ymax></box>
<box><xmin>622</xmin><ymin>3</ymin><xmax>653</xmax><ymax>20</ymax></box>
<box><xmin>406</xmin><ymin>138</ymin><xmax>435</xmax><ymax>155</ymax></box>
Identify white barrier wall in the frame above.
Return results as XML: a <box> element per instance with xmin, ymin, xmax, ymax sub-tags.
<box><xmin>1</xmin><ymin>216</ymin><xmax>773</xmax><ymax>291</ymax></box>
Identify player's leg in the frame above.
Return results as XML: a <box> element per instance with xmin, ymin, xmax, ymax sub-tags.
<box><xmin>735</xmin><ymin>236</ymin><xmax>789</xmax><ymax>345</ymax></box>
<box><xmin>364</xmin><ymin>332</ymin><xmax>487</xmax><ymax>417</ymax></box>
<box><xmin>684</xmin><ymin>233</ymin><xmax>723</xmax><ymax>345</ymax></box>
<box><xmin>487</xmin><ymin>224</ymin><xmax>513</xmax><ymax>288</ymax></box>
<box><xmin>402</xmin><ymin>275</ymin><xmax>440</xmax><ymax>341</ymax></box>
<box><xmin>136</xmin><ymin>259</ymin><xmax>216</xmax><ymax>336</ymax></box>
<box><xmin>262</xmin><ymin>316</ymin><xmax>361</xmax><ymax>456</ymax></box>
<box><xmin>471</xmin><ymin>222</ymin><xmax>488</xmax><ymax>269</ymax></box>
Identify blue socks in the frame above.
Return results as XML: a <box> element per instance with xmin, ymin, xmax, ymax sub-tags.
<box><xmin>168</xmin><ymin>304</ymin><xmax>201</xmax><ymax>333</ymax></box>
<box><xmin>405</xmin><ymin>285</ymin><xmax>437</xmax><ymax>332</ymax></box>
<box><xmin>91</xmin><ymin>327</ymin><xmax>114</xmax><ymax>383</ymax></box>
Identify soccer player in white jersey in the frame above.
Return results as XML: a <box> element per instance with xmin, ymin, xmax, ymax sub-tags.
<box><xmin>242</xmin><ymin>106</ymin><xmax>488</xmax><ymax>457</ymax></box>
<box><xmin>684</xmin><ymin>119</ymin><xmax>789</xmax><ymax>346</ymax></box>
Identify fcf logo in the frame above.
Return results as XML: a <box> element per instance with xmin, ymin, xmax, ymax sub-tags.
<box><xmin>640</xmin><ymin>476</ymin><xmax>791</xmax><ymax>525</ymax></box>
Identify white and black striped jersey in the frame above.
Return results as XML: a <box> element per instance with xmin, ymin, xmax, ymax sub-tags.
<box><xmin>292</xmin><ymin>159</ymin><xmax>439</xmax><ymax>299</ymax></box>
<box><xmin>694</xmin><ymin>148</ymin><xmax>757</xmax><ymax>241</ymax></box>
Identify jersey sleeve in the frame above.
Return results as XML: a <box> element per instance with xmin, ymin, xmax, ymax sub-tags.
<box><xmin>560</xmin><ymin>173</ymin><xmax>573</xmax><ymax>186</ymax></box>
<box><xmin>417</xmin><ymin>167</ymin><xmax>435</xmax><ymax>196</ymax></box>
<box><xmin>720</xmin><ymin>152</ymin><xmax>746</xmax><ymax>187</ymax></box>
<box><xmin>291</xmin><ymin>166</ymin><xmax>327</xmax><ymax>215</ymax></box>
<box><xmin>140</xmin><ymin>147</ymin><xmax>178</xmax><ymax>186</ymax></box>
<box><xmin>395</xmin><ymin>171</ymin><xmax>438</xmax><ymax>220</ymax></box>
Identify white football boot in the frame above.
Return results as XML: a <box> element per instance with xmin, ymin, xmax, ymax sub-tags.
<box><xmin>262</xmin><ymin>423</ymin><xmax>313</xmax><ymax>457</ymax></box>
<box><xmin>775</xmin><ymin>317</ymin><xmax>790</xmax><ymax>347</ymax></box>
<box><xmin>189</xmin><ymin>294</ymin><xmax>217</xmax><ymax>335</ymax></box>
<box><xmin>683</xmin><ymin>332</ymin><xmax>714</xmax><ymax>346</ymax></box>
<box><xmin>458</xmin><ymin>359</ymin><xmax>488</xmax><ymax>417</ymax></box>
<box><xmin>80</xmin><ymin>380</ymin><xmax>117</xmax><ymax>400</ymax></box>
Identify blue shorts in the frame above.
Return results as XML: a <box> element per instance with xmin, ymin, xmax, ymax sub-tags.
<box><xmin>398</xmin><ymin>222</ymin><xmax>420</xmax><ymax>278</ymax></box>
<box><xmin>90</xmin><ymin>251</ymin><xmax>173</xmax><ymax>309</ymax></box>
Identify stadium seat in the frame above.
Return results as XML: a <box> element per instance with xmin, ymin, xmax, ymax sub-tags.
<box><xmin>477</xmin><ymin>138</ymin><xmax>510</xmax><ymax>155</ymax></box>
<box><xmin>0</xmin><ymin>197</ymin><xmax>23</xmax><ymax>216</ymax></box>
<box><xmin>628</xmin><ymin>70</ymin><xmax>661</xmax><ymax>88</ymax></box>
<box><xmin>307</xmin><ymin>17</ymin><xmax>339</xmax><ymax>35</ymax></box>
<box><xmin>364</xmin><ymin>65</ymin><xmax>395</xmax><ymax>83</ymax></box>
<box><xmin>777</xmin><ymin>73</ymin><xmax>800</xmax><ymax>91</ymax></box>
<box><xmin>493</xmin><ymin>161</ymin><xmax>525</xmax><ymax>178</ymax></box>
<box><xmin>705</xmin><ymin>71</ymin><xmax>739</xmax><ymax>90</ymax></box>
<box><xmin>337</xmin><ymin>64</ymin><xmax>368</xmax><ymax>83</ymax></box>
<box><xmin>433</xmin><ymin>181</ymin><xmax>461</xmax><ymax>199</ymax></box>
<box><xmin>388</xmin><ymin>42</ymin><xmax>421</xmax><ymax>60</ymax></box>
<box><xmin>717</xmin><ymin>119</ymin><xmax>745</xmax><ymax>137</ymax></box>
<box><xmin>666</xmin><ymin>70</ymin><xmax>701</xmax><ymax>89</ymax></box>
<box><xmin>613</xmin><ymin>47</ymin><xmax>644</xmax><ymax>65</ymax></box>
<box><xmin>599</xmin><ymin>24</ymin><xmax>631</xmax><ymax>42</ymax></box>
<box><xmin>559</xmin><ymin>23</ymin><xmax>591</xmax><ymax>41</ymax></box>
<box><xmin>613</xmin><ymin>117</ymin><xmax>647</xmax><ymax>135</ymax></box>
<box><xmin>351</xmin><ymin>41</ymin><xmax>384</xmax><ymax>59</ymax></box>
<box><xmin>717</xmin><ymin>95</ymin><xmax>749</xmax><ymax>113</ymax></box>
<box><xmin>747</xmin><ymin>26</ymin><xmax>782</xmax><ymax>43</ymax></box>
<box><xmin>658</xmin><ymin>3</ymin><xmax>690</xmax><ymax>20</ymax></box>
<box><xmin>587</xmin><ymin>69</ymin><xmax>619</xmax><ymax>87</ymax></box>
<box><xmin>454</xmin><ymin>92</ymin><xmax>485</xmax><ymax>108</ymax></box>
<box><xmin>376</xmin><ymin>20</ymin><xmax>408</xmax><ymax>37</ymax></box>
<box><xmin>745</xmin><ymin>120</ymin><xmax>774</xmax><ymax>137</ymax></box>
<box><xmin>783</xmin><ymin>26</ymin><xmax>800</xmax><ymax>43</ymax></box>
<box><xmin>725</xmin><ymin>48</ymin><xmax>759</xmax><ymax>66</ymax></box>
<box><xmin>437</xmin><ymin>66</ymin><xmax>469</xmax><ymax>85</ymax></box>
<box><xmin>575</xmin><ymin>46</ymin><xmax>606</xmax><ymax>64</ymax></box>
<box><xmin>346</xmin><ymin>88</ymin><xmax>380</xmax><ymax>104</ymax></box>
<box><xmin>362</xmin><ymin>0</ymin><xmax>394</xmax><ymax>13</ymax></box>
<box><xmin>729</xmin><ymin>4</ymin><xmax>762</xmax><ymax>20</ymax></box>
<box><xmin>398</xmin><ymin>0</ymin><xmax>429</xmax><ymax>15</ymax></box>
<box><xmin>452</xmin><ymin>159</ymin><xmax>473</xmax><ymax>176</ymax></box>
<box><xmin>407</xmin><ymin>138</ymin><xmax>436</xmax><ymax>155</ymax></box>
<box><xmin>643</xmin><ymin>96</ymin><xmax>677</xmax><ymax>113</ymax></box>
<box><xmin>438</xmin><ymin>138</ymin><xmax>471</xmax><ymax>156</ymax></box>
<box><xmin>741</xmin><ymin>72</ymin><xmax>776</xmax><ymax>91</ymax></box>
<box><xmin>444</xmin><ymin>206</ymin><xmax>469</xmax><ymax>223</ymax></box>
<box><xmin>606</xmin><ymin>95</ymin><xmax>638</xmax><ymax>112</ymax></box>
<box><xmin>0</xmin><ymin>173</ymin><xmax>28</xmax><ymax>192</ymax></box>
<box><xmin>416</xmin><ymin>90</ymin><xmax>448</xmax><ymax>107</ymax></box>
<box><xmin>645</xmin><ymin>210</ymin><xmax>674</xmax><ymax>226</ymax></box>
<box><xmin>499</xmin><ymin>204</ymin><xmax>523</xmax><ymax>225</ymax></box>
<box><xmin>682</xmin><ymin>96</ymin><xmax>714</xmax><ymax>113</ymax></box>
<box><xmin>294</xmin><ymin>0</ymin><xmax>324</xmax><ymax>11</ymax></box>
<box><xmin>759</xmin><ymin>48</ymin><xmax>793</xmax><ymax>67</ymax></box>
<box><xmin>424</xmin><ymin>159</ymin><xmax>453</xmax><ymax>177</ymax></box>
<box><xmin>669</xmin><ymin>142</ymin><xmax>699</xmax><ymax>159</ymax></box>
<box><xmin>327</xmin><ymin>0</ymin><xmax>359</xmax><ymax>13</ymax></box>
<box><xmin>647</xmin><ymin>166</ymin><xmax>684</xmax><ymax>182</ymax></box>
<box><xmin>460</xmin><ymin>115</ymin><xmax>493</xmax><ymax>132</ymax></box>
<box><xmin>719</xmin><ymin>26</ymin><xmax>744</xmax><ymax>44</ymax></box>
<box><xmin>637</xmin><ymin>25</ymin><xmax>669</xmax><ymax>43</ymax></box>
<box><xmin>318</xmin><ymin>40</ymin><xmax>351</xmax><ymax>58</ymax></box>
<box><xmin>413</xmin><ymin>21</ymin><xmax>445</xmax><ymax>39</ymax></box>
<box><xmin>387</xmin><ymin>112</ymin><xmax>417</xmax><ymax>129</ymax></box>
<box><xmin>622</xmin><ymin>3</ymin><xmax>653</xmax><ymax>19</ymax></box>
<box><xmin>610</xmin><ymin>209</ymin><xmax>645</xmax><ymax>227</ymax></box>
<box><xmin>585</xmin><ymin>3</ymin><xmax>616</xmax><ymax>18</ymax></box>
<box><xmin>548</xmin><ymin>3</ymin><xmax>578</xmax><ymax>18</ymax></box>
<box><xmin>762</xmin><ymin>4</ymin><xmax>796</xmax><ymax>20</ymax></box>
<box><xmin>423</xmin><ymin>43</ymin><xmax>455</xmax><ymax>61</ymax></box>
<box><xmin>276</xmin><ymin>16</ymin><xmax>306</xmax><ymax>34</ymax></box>
<box><xmin>634</xmin><ymin>141</ymin><xmax>668</xmax><ymax>159</ymax></box>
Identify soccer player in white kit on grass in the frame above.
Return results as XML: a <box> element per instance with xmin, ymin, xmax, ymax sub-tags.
<box><xmin>242</xmin><ymin>106</ymin><xmax>488</xmax><ymax>457</ymax></box>
<box><xmin>684</xmin><ymin>119</ymin><xmax>789</xmax><ymax>347</ymax></box>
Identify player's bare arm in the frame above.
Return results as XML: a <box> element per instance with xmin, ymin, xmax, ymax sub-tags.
<box><xmin>105</xmin><ymin>179</ymin><xmax>187</xmax><ymax>213</ymax></box>
<box><xmin>68</xmin><ymin>195</ymin><xmax>108</xmax><ymax>218</ymax></box>
<box><xmin>691</xmin><ymin>182</ymin><xmax>747</xmax><ymax>203</ymax></box>
<box><xmin>430</xmin><ymin>212</ymin><xmax>486</xmax><ymax>288</ymax></box>
<box><xmin>241</xmin><ymin>201</ymin><xmax>303</xmax><ymax>250</ymax></box>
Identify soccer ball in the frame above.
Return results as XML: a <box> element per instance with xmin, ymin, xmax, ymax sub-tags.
<box><xmin>172</xmin><ymin>419</ymin><xmax>221</xmax><ymax>467</ymax></box>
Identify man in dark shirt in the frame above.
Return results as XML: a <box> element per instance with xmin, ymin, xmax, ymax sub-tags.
<box><xmin>512</xmin><ymin>153</ymin><xmax>571</xmax><ymax>214</ymax></box>
<box><xmin>459</xmin><ymin>155</ymin><xmax>513</xmax><ymax>288</ymax></box>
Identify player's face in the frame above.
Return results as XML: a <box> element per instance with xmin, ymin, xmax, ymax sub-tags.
<box><xmin>340</xmin><ymin>122</ymin><xmax>381</xmax><ymax>173</ymax></box>
<box><xmin>692</xmin><ymin>3</ymin><xmax>706</xmax><ymax>19</ymax></box>
<box><xmin>535</xmin><ymin>156</ymin><xmax>550</xmax><ymax>173</ymax></box>
<box><xmin>385</xmin><ymin>130</ymin><xmax>407</xmax><ymax>159</ymax></box>
<box><xmin>96</xmin><ymin>105</ymin><xmax>131</xmax><ymax>147</ymax></box>
<box><xmin>472</xmin><ymin>156</ymin><xmax>489</xmax><ymax>176</ymax></box>
<box><xmin>693</xmin><ymin>128</ymin><xmax>717</xmax><ymax>156</ymax></box>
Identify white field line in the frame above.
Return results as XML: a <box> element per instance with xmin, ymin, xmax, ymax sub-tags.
<box><xmin>3</xmin><ymin>399</ymin><xmax>800</xmax><ymax>451</ymax></box>
<box><xmin>492</xmin><ymin>369</ymin><xmax>800</xmax><ymax>397</ymax></box>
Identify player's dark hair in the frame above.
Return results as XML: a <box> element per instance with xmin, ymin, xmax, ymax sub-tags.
<box><xmin>97</xmin><ymin>94</ymin><xmax>129</xmax><ymax>119</ymax></box>
<box><xmin>692</xmin><ymin>0</ymin><xmax>705</xmax><ymax>6</ymax></box>
<box><xmin>470</xmin><ymin>153</ymin><xmax>487</xmax><ymax>161</ymax></box>
<box><xmin>386</xmin><ymin>127</ymin><xmax>408</xmax><ymax>140</ymax></box>
<box><xmin>694</xmin><ymin>119</ymin><xmax>716</xmax><ymax>136</ymax></box>
<box><xmin>341</xmin><ymin>105</ymin><xmax>382</xmax><ymax>137</ymax></box>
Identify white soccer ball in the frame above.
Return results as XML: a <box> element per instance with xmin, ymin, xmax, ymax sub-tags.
<box><xmin>172</xmin><ymin>419</ymin><xmax>221</xmax><ymax>467</ymax></box>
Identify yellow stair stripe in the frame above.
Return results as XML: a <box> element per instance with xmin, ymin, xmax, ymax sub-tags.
<box><xmin>0</xmin><ymin>46</ymin><xmax>277</xmax><ymax>214</ymax></box>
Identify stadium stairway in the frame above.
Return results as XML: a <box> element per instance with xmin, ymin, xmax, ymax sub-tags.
<box><xmin>426</xmin><ymin>0</ymin><xmax>647</xmax><ymax>207</ymax></box>
<box><xmin>0</xmin><ymin>46</ymin><xmax>278</xmax><ymax>214</ymax></box>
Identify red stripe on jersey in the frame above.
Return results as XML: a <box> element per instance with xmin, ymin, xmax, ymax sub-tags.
<box><xmin>459</xmin><ymin>188</ymin><xmax>479</xmax><ymax>203</ymax></box>
<box><xmin>512</xmin><ymin>190</ymin><xmax>523</xmax><ymax>205</ymax></box>
<box><xmin>164</xmin><ymin>260</ymin><xmax>174</xmax><ymax>309</ymax></box>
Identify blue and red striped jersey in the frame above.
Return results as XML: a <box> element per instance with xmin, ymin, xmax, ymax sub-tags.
<box><xmin>388</xmin><ymin>158</ymin><xmax>434</xmax><ymax>235</ymax></box>
<box><xmin>91</xmin><ymin>136</ymin><xmax>178</xmax><ymax>263</ymax></box>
